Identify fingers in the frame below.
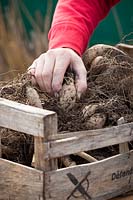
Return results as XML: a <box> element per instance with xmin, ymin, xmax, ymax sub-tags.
<box><xmin>52</xmin><ymin>54</ymin><xmax>70</xmax><ymax>92</ymax></box>
<box><xmin>34</xmin><ymin>55</ymin><xmax>46</xmax><ymax>91</ymax></box>
<box><xmin>72</xmin><ymin>58</ymin><xmax>87</xmax><ymax>98</ymax></box>
<box><xmin>29</xmin><ymin>52</ymin><xmax>55</xmax><ymax>93</ymax></box>
<box><xmin>27</xmin><ymin>48</ymin><xmax>87</xmax><ymax>97</ymax></box>
<box><xmin>39</xmin><ymin>52</ymin><xmax>55</xmax><ymax>93</ymax></box>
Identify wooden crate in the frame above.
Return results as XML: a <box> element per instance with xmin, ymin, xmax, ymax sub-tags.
<box><xmin>0</xmin><ymin>97</ymin><xmax>133</xmax><ymax>200</ymax></box>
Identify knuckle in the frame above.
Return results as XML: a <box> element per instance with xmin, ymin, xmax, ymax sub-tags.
<box><xmin>36</xmin><ymin>54</ymin><xmax>45</xmax><ymax>62</ymax></box>
<box><xmin>46</xmin><ymin>49</ymin><xmax>56</xmax><ymax>58</ymax></box>
<box><xmin>39</xmin><ymin>53</ymin><xmax>45</xmax><ymax>59</ymax></box>
<box><xmin>58</xmin><ymin>49</ymin><xmax>71</xmax><ymax>58</ymax></box>
<box><xmin>47</xmin><ymin>50</ymin><xmax>54</xmax><ymax>56</ymax></box>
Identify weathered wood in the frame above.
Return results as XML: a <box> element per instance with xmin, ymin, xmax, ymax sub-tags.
<box><xmin>0</xmin><ymin>158</ymin><xmax>43</xmax><ymax>200</ymax></box>
<box><xmin>34</xmin><ymin>115</ymin><xmax>58</xmax><ymax>171</ymax></box>
<box><xmin>0</xmin><ymin>134</ymin><xmax>1</xmax><ymax>157</ymax></box>
<box><xmin>119</xmin><ymin>143</ymin><xmax>129</xmax><ymax>154</ymax></box>
<box><xmin>26</xmin><ymin>88</ymin><xmax>58</xmax><ymax>171</ymax></box>
<box><xmin>0</xmin><ymin>97</ymin><xmax>56</xmax><ymax>137</ymax></box>
<box><xmin>45</xmin><ymin>150</ymin><xmax>133</xmax><ymax>200</ymax></box>
<box><xmin>48</xmin><ymin>122</ymin><xmax>133</xmax><ymax>141</ymax></box>
<box><xmin>45</xmin><ymin>123</ymin><xmax>133</xmax><ymax>159</ymax></box>
<box><xmin>117</xmin><ymin>117</ymin><xmax>129</xmax><ymax>154</ymax></box>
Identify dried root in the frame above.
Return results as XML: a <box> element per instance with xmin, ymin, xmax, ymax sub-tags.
<box><xmin>75</xmin><ymin>152</ymin><xmax>97</xmax><ymax>162</ymax></box>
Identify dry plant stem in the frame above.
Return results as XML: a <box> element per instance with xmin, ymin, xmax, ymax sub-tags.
<box><xmin>75</xmin><ymin>152</ymin><xmax>97</xmax><ymax>162</ymax></box>
<box><xmin>117</xmin><ymin>117</ymin><xmax>129</xmax><ymax>153</ymax></box>
<box><xmin>116</xmin><ymin>43</ymin><xmax>133</xmax><ymax>58</ymax></box>
<box><xmin>0</xmin><ymin>1</ymin><xmax>52</xmax><ymax>80</ymax></box>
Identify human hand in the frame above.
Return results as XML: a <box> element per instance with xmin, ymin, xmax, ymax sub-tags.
<box><xmin>28</xmin><ymin>48</ymin><xmax>87</xmax><ymax>97</ymax></box>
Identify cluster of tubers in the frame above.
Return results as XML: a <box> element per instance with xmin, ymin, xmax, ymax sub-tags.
<box><xmin>54</xmin><ymin>43</ymin><xmax>133</xmax><ymax>166</ymax></box>
<box><xmin>59</xmin><ymin>44</ymin><xmax>133</xmax><ymax>132</ymax></box>
<box><xmin>1</xmin><ymin>43</ymin><xmax>133</xmax><ymax>167</ymax></box>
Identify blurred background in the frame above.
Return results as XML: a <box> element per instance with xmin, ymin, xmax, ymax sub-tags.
<box><xmin>0</xmin><ymin>0</ymin><xmax>132</xmax><ymax>80</ymax></box>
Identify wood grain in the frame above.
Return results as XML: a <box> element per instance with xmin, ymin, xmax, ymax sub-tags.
<box><xmin>34</xmin><ymin>115</ymin><xmax>58</xmax><ymax>171</ymax></box>
<box><xmin>0</xmin><ymin>158</ymin><xmax>43</xmax><ymax>200</ymax></box>
<box><xmin>117</xmin><ymin>117</ymin><xmax>129</xmax><ymax>154</ymax></box>
<box><xmin>0</xmin><ymin>97</ymin><xmax>56</xmax><ymax>137</ymax></box>
<box><xmin>45</xmin><ymin>123</ymin><xmax>133</xmax><ymax>159</ymax></box>
<box><xmin>45</xmin><ymin>151</ymin><xmax>133</xmax><ymax>200</ymax></box>
<box><xmin>0</xmin><ymin>134</ymin><xmax>1</xmax><ymax>158</ymax></box>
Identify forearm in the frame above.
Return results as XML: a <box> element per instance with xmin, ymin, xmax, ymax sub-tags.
<box><xmin>48</xmin><ymin>0</ymin><xmax>120</xmax><ymax>56</ymax></box>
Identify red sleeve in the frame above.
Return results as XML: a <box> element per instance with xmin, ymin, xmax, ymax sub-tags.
<box><xmin>48</xmin><ymin>0</ymin><xmax>120</xmax><ymax>56</ymax></box>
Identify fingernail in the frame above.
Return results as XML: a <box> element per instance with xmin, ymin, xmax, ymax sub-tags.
<box><xmin>54</xmin><ymin>92</ymin><xmax>59</xmax><ymax>98</ymax></box>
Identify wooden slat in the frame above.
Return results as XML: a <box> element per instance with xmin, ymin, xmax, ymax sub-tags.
<box><xmin>117</xmin><ymin>117</ymin><xmax>129</xmax><ymax>154</ymax></box>
<box><xmin>45</xmin><ymin>151</ymin><xmax>133</xmax><ymax>200</ymax></box>
<box><xmin>45</xmin><ymin>123</ymin><xmax>133</xmax><ymax>158</ymax></box>
<box><xmin>48</xmin><ymin>122</ymin><xmax>133</xmax><ymax>141</ymax></box>
<box><xmin>34</xmin><ymin>115</ymin><xmax>58</xmax><ymax>171</ymax></box>
<box><xmin>0</xmin><ymin>134</ymin><xmax>1</xmax><ymax>157</ymax></box>
<box><xmin>0</xmin><ymin>98</ymin><xmax>56</xmax><ymax>137</ymax></box>
<box><xmin>0</xmin><ymin>158</ymin><xmax>43</xmax><ymax>200</ymax></box>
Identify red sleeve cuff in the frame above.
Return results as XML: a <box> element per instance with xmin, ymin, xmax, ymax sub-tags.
<box><xmin>48</xmin><ymin>0</ymin><xmax>120</xmax><ymax>56</ymax></box>
<box><xmin>48</xmin><ymin>23</ymin><xmax>90</xmax><ymax>56</ymax></box>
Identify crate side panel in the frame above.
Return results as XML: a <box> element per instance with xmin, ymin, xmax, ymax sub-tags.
<box><xmin>45</xmin><ymin>151</ymin><xmax>133</xmax><ymax>200</ymax></box>
<box><xmin>47</xmin><ymin>123</ymin><xmax>133</xmax><ymax>158</ymax></box>
<box><xmin>0</xmin><ymin>158</ymin><xmax>43</xmax><ymax>200</ymax></box>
